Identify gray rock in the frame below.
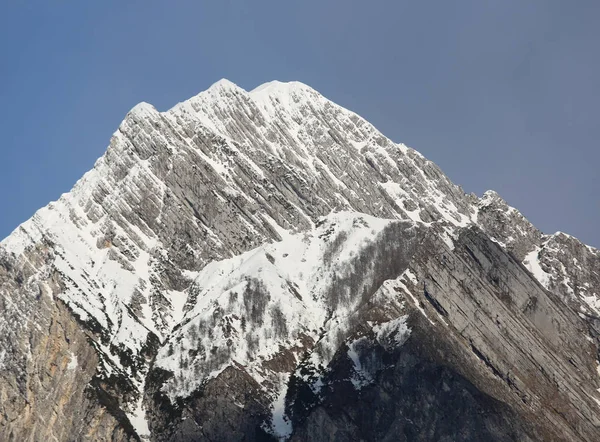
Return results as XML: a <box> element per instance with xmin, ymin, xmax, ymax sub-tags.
<box><xmin>0</xmin><ymin>79</ymin><xmax>598</xmax><ymax>441</ymax></box>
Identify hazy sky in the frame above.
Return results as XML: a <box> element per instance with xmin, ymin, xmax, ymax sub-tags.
<box><xmin>1</xmin><ymin>1</ymin><xmax>598</xmax><ymax>247</ymax></box>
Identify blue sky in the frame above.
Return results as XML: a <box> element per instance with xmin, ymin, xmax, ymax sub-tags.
<box><xmin>1</xmin><ymin>0</ymin><xmax>598</xmax><ymax>247</ymax></box>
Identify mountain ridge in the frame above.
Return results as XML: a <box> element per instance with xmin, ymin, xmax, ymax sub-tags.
<box><xmin>0</xmin><ymin>79</ymin><xmax>599</xmax><ymax>441</ymax></box>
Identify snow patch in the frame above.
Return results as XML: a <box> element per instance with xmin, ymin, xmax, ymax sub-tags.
<box><xmin>267</xmin><ymin>374</ymin><xmax>293</xmax><ymax>440</ymax></box>
<box><xmin>373</xmin><ymin>315</ymin><xmax>411</xmax><ymax>350</ymax></box>
<box><xmin>127</xmin><ymin>395</ymin><xmax>151</xmax><ymax>440</ymax></box>
<box><xmin>66</xmin><ymin>353</ymin><xmax>78</xmax><ymax>371</ymax></box>
<box><xmin>347</xmin><ymin>337</ymin><xmax>374</xmax><ymax>389</ymax></box>
<box><xmin>154</xmin><ymin>211</ymin><xmax>397</xmax><ymax>400</ymax></box>
<box><xmin>523</xmin><ymin>248</ymin><xmax>551</xmax><ymax>289</ymax></box>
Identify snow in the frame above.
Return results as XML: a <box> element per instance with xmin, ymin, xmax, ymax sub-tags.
<box><xmin>129</xmin><ymin>102</ymin><xmax>157</xmax><ymax>117</ymax></box>
<box><xmin>249</xmin><ymin>80</ymin><xmax>312</xmax><ymax>105</ymax></box>
<box><xmin>586</xmin><ymin>244</ymin><xmax>599</xmax><ymax>255</ymax></box>
<box><xmin>2</xmin><ymin>75</ymin><xmax>599</xmax><ymax>440</ymax></box>
<box><xmin>378</xmin><ymin>181</ymin><xmax>423</xmax><ymax>222</ymax></box>
<box><xmin>127</xmin><ymin>396</ymin><xmax>151</xmax><ymax>441</ymax></box>
<box><xmin>167</xmin><ymin>289</ymin><xmax>189</xmax><ymax>327</ymax></box>
<box><xmin>480</xmin><ymin>190</ymin><xmax>502</xmax><ymax>206</ymax></box>
<box><xmin>583</xmin><ymin>295</ymin><xmax>600</xmax><ymax>315</ymax></box>
<box><xmin>316</xmin><ymin>158</ymin><xmax>348</xmax><ymax>190</ymax></box>
<box><xmin>373</xmin><ymin>315</ymin><xmax>411</xmax><ymax>349</ymax></box>
<box><xmin>346</xmin><ymin>317</ymin><xmax>411</xmax><ymax>390</ymax></box>
<box><xmin>347</xmin><ymin>337</ymin><xmax>374</xmax><ymax>389</ymax></box>
<box><xmin>66</xmin><ymin>352</ymin><xmax>78</xmax><ymax>371</ymax></box>
<box><xmin>394</xmin><ymin>269</ymin><xmax>434</xmax><ymax>325</ymax></box>
<box><xmin>208</xmin><ymin>78</ymin><xmax>240</xmax><ymax>92</ymax></box>
<box><xmin>0</xmin><ymin>116</ymin><xmax>196</xmax><ymax>437</ymax></box>
<box><xmin>268</xmin><ymin>374</ymin><xmax>293</xmax><ymax>440</ymax></box>
<box><xmin>553</xmin><ymin>231</ymin><xmax>577</xmax><ymax>240</ymax></box>
<box><xmin>523</xmin><ymin>248</ymin><xmax>551</xmax><ymax>289</ymax></box>
<box><xmin>154</xmin><ymin>211</ymin><xmax>401</xmax><ymax>400</ymax></box>
<box><xmin>404</xmin><ymin>269</ymin><xmax>419</xmax><ymax>285</ymax></box>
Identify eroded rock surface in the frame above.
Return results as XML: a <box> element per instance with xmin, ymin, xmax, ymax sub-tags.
<box><xmin>0</xmin><ymin>79</ymin><xmax>598</xmax><ymax>441</ymax></box>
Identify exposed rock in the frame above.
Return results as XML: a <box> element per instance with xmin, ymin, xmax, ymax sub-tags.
<box><xmin>0</xmin><ymin>79</ymin><xmax>598</xmax><ymax>441</ymax></box>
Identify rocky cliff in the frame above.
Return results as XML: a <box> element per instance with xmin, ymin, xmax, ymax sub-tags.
<box><xmin>0</xmin><ymin>79</ymin><xmax>598</xmax><ymax>441</ymax></box>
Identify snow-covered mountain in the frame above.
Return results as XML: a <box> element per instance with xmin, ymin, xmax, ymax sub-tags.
<box><xmin>0</xmin><ymin>79</ymin><xmax>599</xmax><ymax>441</ymax></box>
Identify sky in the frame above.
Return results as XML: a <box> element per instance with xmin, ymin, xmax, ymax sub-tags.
<box><xmin>0</xmin><ymin>0</ymin><xmax>598</xmax><ymax>247</ymax></box>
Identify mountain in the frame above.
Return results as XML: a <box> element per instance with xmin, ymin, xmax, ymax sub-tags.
<box><xmin>0</xmin><ymin>79</ymin><xmax>599</xmax><ymax>441</ymax></box>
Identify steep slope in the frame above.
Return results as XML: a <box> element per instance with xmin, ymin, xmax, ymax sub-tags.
<box><xmin>0</xmin><ymin>79</ymin><xmax>598</xmax><ymax>441</ymax></box>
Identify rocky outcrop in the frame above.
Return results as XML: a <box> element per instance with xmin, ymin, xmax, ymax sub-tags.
<box><xmin>0</xmin><ymin>79</ymin><xmax>598</xmax><ymax>441</ymax></box>
<box><xmin>0</xmin><ymin>246</ymin><xmax>136</xmax><ymax>441</ymax></box>
<box><xmin>279</xmin><ymin>225</ymin><xmax>599</xmax><ymax>442</ymax></box>
<box><xmin>291</xmin><ymin>333</ymin><xmax>537</xmax><ymax>442</ymax></box>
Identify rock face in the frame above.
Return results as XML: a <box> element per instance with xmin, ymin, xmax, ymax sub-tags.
<box><xmin>0</xmin><ymin>79</ymin><xmax>599</xmax><ymax>441</ymax></box>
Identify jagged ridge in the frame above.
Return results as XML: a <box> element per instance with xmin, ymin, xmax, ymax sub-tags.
<box><xmin>0</xmin><ymin>79</ymin><xmax>599</xmax><ymax>441</ymax></box>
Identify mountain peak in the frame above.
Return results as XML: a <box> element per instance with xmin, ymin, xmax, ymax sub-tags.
<box><xmin>128</xmin><ymin>101</ymin><xmax>157</xmax><ymax>117</ymax></box>
<box><xmin>1</xmin><ymin>78</ymin><xmax>599</xmax><ymax>442</ymax></box>
<box><xmin>479</xmin><ymin>189</ymin><xmax>509</xmax><ymax>209</ymax></box>
<box><xmin>208</xmin><ymin>78</ymin><xmax>242</xmax><ymax>92</ymax></box>
<box><xmin>250</xmin><ymin>79</ymin><xmax>312</xmax><ymax>94</ymax></box>
<box><xmin>249</xmin><ymin>79</ymin><xmax>319</xmax><ymax>108</ymax></box>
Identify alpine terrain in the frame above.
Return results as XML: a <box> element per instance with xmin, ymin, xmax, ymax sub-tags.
<box><xmin>0</xmin><ymin>79</ymin><xmax>599</xmax><ymax>442</ymax></box>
